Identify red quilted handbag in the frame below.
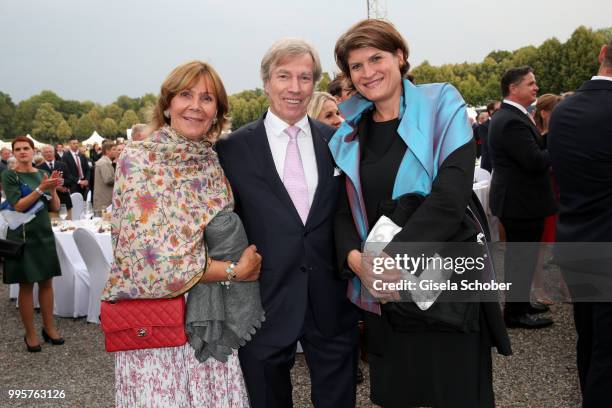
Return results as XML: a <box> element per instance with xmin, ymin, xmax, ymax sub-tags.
<box><xmin>100</xmin><ymin>297</ymin><xmax>187</xmax><ymax>352</ymax></box>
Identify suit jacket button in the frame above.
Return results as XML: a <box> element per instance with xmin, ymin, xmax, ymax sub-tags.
<box><xmin>300</xmin><ymin>266</ymin><xmax>306</xmax><ymax>272</ymax></box>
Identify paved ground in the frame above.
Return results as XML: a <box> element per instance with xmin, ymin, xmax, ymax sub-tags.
<box><xmin>0</xmin><ymin>279</ymin><xmax>581</xmax><ymax>408</ymax></box>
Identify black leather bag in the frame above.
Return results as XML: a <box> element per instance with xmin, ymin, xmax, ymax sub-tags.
<box><xmin>0</xmin><ymin>238</ymin><xmax>25</xmax><ymax>259</ymax></box>
<box><xmin>377</xmin><ymin>192</ymin><xmax>489</xmax><ymax>332</ymax></box>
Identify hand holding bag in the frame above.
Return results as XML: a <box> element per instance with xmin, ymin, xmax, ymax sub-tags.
<box><xmin>100</xmin><ymin>296</ymin><xmax>187</xmax><ymax>352</ymax></box>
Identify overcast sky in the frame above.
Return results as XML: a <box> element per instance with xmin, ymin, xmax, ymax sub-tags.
<box><xmin>1</xmin><ymin>0</ymin><xmax>610</xmax><ymax>104</ymax></box>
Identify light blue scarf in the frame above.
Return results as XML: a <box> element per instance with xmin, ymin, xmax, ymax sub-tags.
<box><xmin>329</xmin><ymin>79</ymin><xmax>473</xmax><ymax>314</ymax></box>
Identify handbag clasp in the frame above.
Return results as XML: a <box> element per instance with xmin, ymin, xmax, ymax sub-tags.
<box><xmin>137</xmin><ymin>328</ymin><xmax>147</xmax><ymax>337</ymax></box>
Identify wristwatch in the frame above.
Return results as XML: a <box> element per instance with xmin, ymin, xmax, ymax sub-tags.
<box><xmin>35</xmin><ymin>187</ymin><xmax>43</xmax><ymax>195</ymax></box>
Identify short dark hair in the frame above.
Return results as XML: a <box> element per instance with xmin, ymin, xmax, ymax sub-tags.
<box><xmin>12</xmin><ymin>135</ymin><xmax>34</xmax><ymax>150</ymax></box>
<box><xmin>486</xmin><ymin>101</ymin><xmax>499</xmax><ymax>115</ymax></box>
<box><xmin>500</xmin><ymin>66</ymin><xmax>533</xmax><ymax>98</ymax></box>
<box><xmin>327</xmin><ymin>73</ymin><xmax>345</xmax><ymax>97</ymax></box>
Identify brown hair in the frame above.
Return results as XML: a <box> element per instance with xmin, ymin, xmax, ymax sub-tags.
<box><xmin>11</xmin><ymin>135</ymin><xmax>34</xmax><ymax>151</ymax></box>
<box><xmin>101</xmin><ymin>141</ymin><xmax>116</xmax><ymax>155</ymax></box>
<box><xmin>534</xmin><ymin>93</ymin><xmax>561</xmax><ymax>132</ymax></box>
<box><xmin>334</xmin><ymin>19</ymin><xmax>410</xmax><ymax>82</ymax></box>
<box><xmin>151</xmin><ymin>60</ymin><xmax>230</xmax><ymax>140</ymax></box>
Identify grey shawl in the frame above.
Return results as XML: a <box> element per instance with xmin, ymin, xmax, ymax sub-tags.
<box><xmin>185</xmin><ymin>208</ymin><xmax>265</xmax><ymax>362</ymax></box>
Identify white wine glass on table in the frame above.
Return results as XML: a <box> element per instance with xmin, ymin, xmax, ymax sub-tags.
<box><xmin>83</xmin><ymin>201</ymin><xmax>93</xmax><ymax>220</ymax></box>
<box><xmin>58</xmin><ymin>204</ymin><xmax>68</xmax><ymax>228</ymax></box>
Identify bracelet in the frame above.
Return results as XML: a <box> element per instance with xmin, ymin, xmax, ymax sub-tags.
<box><xmin>219</xmin><ymin>261</ymin><xmax>237</xmax><ymax>288</ymax></box>
<box><xmin>35</xmin><ymin>187</ymin><xmax>43</xmax><ymax>195</ymax></box>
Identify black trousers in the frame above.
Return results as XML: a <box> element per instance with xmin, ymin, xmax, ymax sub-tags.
<box><xmin>573</xmin><ymin>302</ymin><xmax>612</xmax><ymax>408</ymax></box>
<box><xmin>500</xmin><ymin>217</ymin><xmax>545</xmax><ymax>316</ymax></box>
<box><xmin>238</xmin><ymin>304</ymin><xmax>358</xmax><ymax>408</ymax></box>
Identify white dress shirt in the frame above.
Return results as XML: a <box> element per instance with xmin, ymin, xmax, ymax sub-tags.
<box><xmin>592</xmin><ymin>75</ymin><xmax>612</xmax><ymax>82</ymax></box>
<box><xmin>502</xmin><ymin>99</ymin><xmax>529</xmax><ymax>115</ymax></box>
<box><xmin>264</xmin><ymin>109</ymin><xmax>318</xmax><ymax>206</ymax></box>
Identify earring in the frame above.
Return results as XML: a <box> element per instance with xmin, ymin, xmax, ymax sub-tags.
<box><xmin>163</xmin><ymin>109</ymin><xmax>170</xmax><ymax>118</ymax></box>
<box><xmin>212</xmin><ymin>117</ymin><xmax>218</xmax><ymax>125</ymax></box>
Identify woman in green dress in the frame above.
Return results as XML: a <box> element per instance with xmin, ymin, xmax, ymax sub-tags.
<box><xmin>2</xmin><ymin>135</ymin><xmax>65</xmax><ymax>352</ymax></box>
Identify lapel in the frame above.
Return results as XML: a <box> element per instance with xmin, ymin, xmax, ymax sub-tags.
<box><xmin>304</xmin><ymin>118</ymin><xmax>330</xmax><ymax>227</ymax></box>
<box><xmin>502</xmin><ymin>102</ymin><xmax>541</xmax><ymax>138</ymax></box>
<box><xmin>244</xmin><ymin>114</ymin><xmax>305</xmax><ymax>226</ymax></box>
<box><xmin>66</xmin><ymin>150</ymin><xmax>77</xmax><ymax>172</ymax></box>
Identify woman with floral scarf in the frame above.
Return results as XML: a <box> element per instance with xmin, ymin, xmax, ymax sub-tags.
<box><xmin>102</xmin><ymin>61</ymin><xmax>262</xmax><ymax>408</ymax></box>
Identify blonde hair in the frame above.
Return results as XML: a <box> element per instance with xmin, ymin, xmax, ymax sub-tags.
<box><xmin>260</xmin><ymin>38</ymin><xmax>322</xmax><ymax>83</ymax></box>
<box><xmin>151</xmin><ymin>60</ymin><xmax>230</xmax><ymax>140</ymax></box>
<box><xmin>307</xmin><ymin>92</ymin><xmax>336</xmax><ymax>119</ymax></box>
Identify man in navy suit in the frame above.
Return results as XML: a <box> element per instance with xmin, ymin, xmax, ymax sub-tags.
<box><xmin>62</xmin><ymin>139</ymin><xmax>90</xmax><ymax>199</ymax></box>
<box><xmin>37</xmin><ymin>144</ymin><xmax>72</xmax><ymax>210</ymax></box>
<box><xmin>216</xmin><ymin>38</ymin><xmax>359</xmax><ymax>408</ymax></box>
<box><xmin>489</xmin><ymin>66</ymin><xmax>557</xmax><ymax>328</ymax></box>
<box><xmin>549</xmin><ymin>40</ymin><xmax>612</xmax><ymax>408</ymax></box>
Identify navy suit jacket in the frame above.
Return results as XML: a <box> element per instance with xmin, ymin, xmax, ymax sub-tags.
<box><xmin>488</xmin><ymin>103</ymin><xmax>557</xmax><ymax>219</ymax></box>
<box><xmin>62</xmin><ymin>150</ymin><xmax>91</xmax><ymax>194</ymax></box>
<box><xmin>549</xmin><ymin>79</ymin><xmax>612</xmax><ymax>242</ymax></box>
<box><xmin>37</xmin><ymin>160</ymin><xmax>73</xmax><ymax>209</ymax></box>
<box><xmin>216</xmin><ymin>114</ymin><xmax>359</xmax><ymax>347</ymax></box>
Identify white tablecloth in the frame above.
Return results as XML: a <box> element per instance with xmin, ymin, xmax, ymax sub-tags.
<box><xmin>9</xmin><ymin>220</ymin><xmax>112</xmax><ymax>307</ymax></box>
<box><xmin>473</xmin><ymin>181</ymin><xmax>500</xmax><ymax>242</ymax></box>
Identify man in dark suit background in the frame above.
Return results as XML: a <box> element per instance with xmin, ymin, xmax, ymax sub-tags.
<box><xmin>549</xmin><ymin>40</ymin><xmax>612</xmax><ymax>407</ymax></box>
<box><xmin>62</xmin><ymin>139</ymin><xmax>90</xmax><ymax>199</ymax></box>
<box><xmin>38</xmin><ymin>144</ymin><xmax>72</xmax><ymax>210</ymax></box>
<box><xmin>54</xmin><ymin>143</ymin><xmax>65</xmax><ymax>161</ymax></box>
<box><xmin>216</xmin><ymin>38</ymin><xmax>359</xmax><ymax>408</ymax></box>
<box><xmin>478</xmin><ymin>100</ymin><xmax>500</xmax><ymax>173</ymax></box>
<box><xmin>489</xmin><ymin>66</ymin><xmax>557</xmax><ymax>328</ymax></box>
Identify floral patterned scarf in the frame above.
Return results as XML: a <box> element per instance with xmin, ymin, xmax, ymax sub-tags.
<box><xmin>102</xmin><ymin>126</ymin><xmax>232</xmax><ymax>300</ymax></box>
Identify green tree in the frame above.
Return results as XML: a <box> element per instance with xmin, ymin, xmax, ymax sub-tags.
<box><xmin>532</xmin><ymin>38</ymin><xmax>564</xmax><ymax>94</ymax></box>
<box><xmin>317</xmin><ymin>72</ymin><xmax>331</xmax><ymax>92</ymax></box>
<box><xmin>228</xmin><ymin>88</ymin><xmax>269</xmax><ymax>129</ymax></box>
<box><xmin>116</xmin><ymin>95</ymin><xmax>140</xmax><ymax>112</ymax></box>
<box><xmin>103</xmin><ymin>103</ymin><xmax>123</xmax><ymax>123</ymax></box>
<box><xmin>31</xmin><ymin>103</ymin><xmax>64</xmax><ymax>143</ymax></box>
<box><xmin>119</xmin><ymin>109</ymin><xmax>140</xmax><ymax>132</ymax></box>
<box><xmin>100</xmin><ymin>118</ymin><xmax>118</xmax><ymax>137</ymax></box>
<box><xmin>486</xmin><ymin>50</ymin><xmax>512</xmax><ymax>63</ymax></box>
<box><xmin>67</xmin><ymin>114</ymin><xmax>79</xmax><ymax>133</ymax></box>
<box><xmin>140</xmin><ymin>93</ymin><xmax>157</xmax><ymax>107</ymax></box>
<box><xmin>56</xmin><ymin>119</ymin><xmax>73</xmax><ymax>142</ymax></box>
<box><xmin>59</xmin><ymin>99</ymin><xmax>89</xmax><ymax>119</ymax></box>
<box><xmin>559</xmin><ymin>26</ymin><xmax>604</xmax><ymax>92</ymax></box>
<box><xmin>138</xmin><ymin>105</ymin><xmax>154</xmax><ymax>124</ymax></box>
<box><xmin>0</xmin><ymin>91</ymin><xmax>16</xmax><ymax>140</ymax></box>
<box><xmin>74</xmin><ymin>114</ymin><xmax>96</xmax><ymax>139</ymax></box>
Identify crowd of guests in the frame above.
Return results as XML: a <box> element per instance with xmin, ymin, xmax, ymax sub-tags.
<box><xmin>1</xmin><ymin>17</ymin><xmax>611</xmax><ymax>408</ymax></box>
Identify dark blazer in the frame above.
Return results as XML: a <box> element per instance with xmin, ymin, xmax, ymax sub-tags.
<box><xmin>37</xmin><ymin>160</ymin><xmax>72</xmax><ymax>210</ymax></box>
<box><xmin>216</xmin><ymin>114</ymin><xmax>359</xmax><ymax>347</ymax></box>
<box><xmin>488</xmin><ymin>102</ymin><xmax>557</xmax><ymax>219</ymax></box>
<box><xmin>478</xmin><ymin>120</ymin><xmax>493</xmax><ymax>172</ymax></box>
<box><xmin>62</xmin><ymin>150</ymin><xmax>91</xmax><ymax>195</ymax></box>
<box><xmin>549</xmin><ymin>79</ymin><xmax>612</xmax><ymax>242</ymax></box>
